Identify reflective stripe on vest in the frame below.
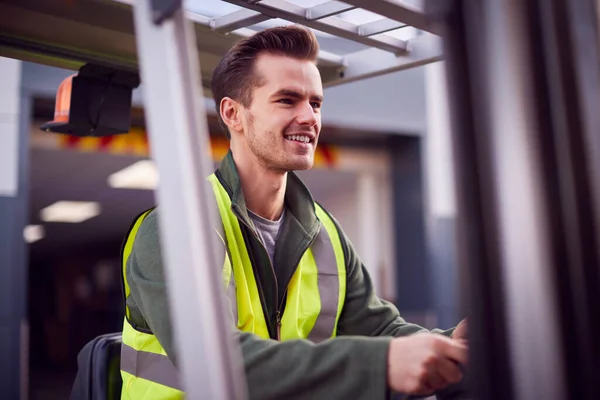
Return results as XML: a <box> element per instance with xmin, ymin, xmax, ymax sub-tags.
<box><xmin>208</xmin><ymin>174</ymin><xmax>347</xmax><ymax>342</ymax></box>
<box><xmin>221</xmin><ymin>237</ymin><xmax>239</xmax><ymax>325</ymax></box>
<box><xmin>121</xmin><ymin>323</ymin><xmax>183</xmax><ymax>391</ymax></box>
<box><xmin>304</xmin><ymin>217</ymin><xmax>342</xmax><ymax>342</ymax></box>
<box><xmin>120</xmin><ymin>209</ymin><xmax>184</xmax><ymax>400</ymax></box>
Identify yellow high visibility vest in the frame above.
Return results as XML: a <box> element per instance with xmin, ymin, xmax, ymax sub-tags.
<box><xmin>120</xmin><ymin>174</ymin><xmax>346</xmax><ymax>399</ymax></box>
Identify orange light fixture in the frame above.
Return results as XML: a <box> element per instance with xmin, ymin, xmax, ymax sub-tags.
<box><xmin>40</xmin><ymin>74</ymin><xmax>76</xmax><ymax>131</ymax></box>
<box><xmin>40</xmin><ymin>63</ymin><xmax>140</xmax><ymax>137</ymax></box>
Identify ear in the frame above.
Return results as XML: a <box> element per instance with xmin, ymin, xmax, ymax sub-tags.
<box><xmin>220</xmin><ymin>97</ymin><xmax>243</xmax><ymax>133</ymax></box>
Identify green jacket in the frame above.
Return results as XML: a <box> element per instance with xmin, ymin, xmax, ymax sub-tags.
<box><xmin>125</xmin><ymin>151</ymin><xmax>461</xmax><ymax>400</ymax></box>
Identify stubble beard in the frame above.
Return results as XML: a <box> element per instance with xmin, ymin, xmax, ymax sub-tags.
<box><xmin>246</xmin><ymin>114</ymin><xmax>315</xmax><ymax>172</ymax></box>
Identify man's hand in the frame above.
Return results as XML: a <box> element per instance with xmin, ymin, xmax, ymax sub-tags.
<box><xmin>451</xmin><ymin>319</ymin><xmax>468</xmax><ymax>341</ymax></box>
<box><xmin>387</xmin><ymin>333</ymin><xmax>468</xmax><ymax>395</ymax></box>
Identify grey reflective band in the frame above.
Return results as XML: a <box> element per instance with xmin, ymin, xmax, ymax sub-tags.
<box><xmin>227</xmin><ymin>264</ymin><xmax>238</xmax><ymax>325</ymax></box>
<box><xmin>307</xmin><ymin>224</ymin><xmax>340</xmax><ymax>343</ymax></box>
<box><xmin>121</xmin><ymin>343</ymin><xmax>183</xmax><ymax>391</ymax></box>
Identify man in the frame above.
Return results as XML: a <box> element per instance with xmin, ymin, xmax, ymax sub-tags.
<box><xmin>120</xmin><ymin>25</ymin><xmax>468</xmax><ymax>400</ymax></box>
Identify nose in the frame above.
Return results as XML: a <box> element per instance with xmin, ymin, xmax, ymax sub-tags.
<box><xmin>295</xmin><ymin>101</ymin><xmax>319</xmax><ymax>127</ymax></box>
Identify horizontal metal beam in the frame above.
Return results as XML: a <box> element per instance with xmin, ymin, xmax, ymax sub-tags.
<box><xmin>306</xmin><ymin>1</ymin><xmax>356</xmax><ymax>20</ymax></box>
<box><xmin>315</xmin><ymin>49</ymin><xmax>347</xmax><ymax>67</ymax></box>
<box><xmin>359</xmin><ymin>18</ymin><xmax>405</xmax><ymax>37</ymax></box>
<box><xmin>114</xmin><ymin>0</ymin><xmax>213</xmax><ymax>25</ymax></box>
<box><xmin>222</xmin><ymin>0</ymin><xmax>408</xmax><ymax>53</ymax></box>
<box><xmin>0</xmin><ymin>0</ymin><xmax>343</xmax><ymax>91</ymax></box>
<box><xmin>185</xmin><ymin>11</ymin><xmax>212</xmax><ymax>25</ymax></box>
<box><xmin>0</xmin><ymin>33</ymin><xmax>137</xmax><ymax>72</ymax></box>
<box><xmin>210</xmin><ymin>9</ymin><xmax>270</xmax><ymax>33</ymax></box>
<box><xmin>326</xmin><ymin>32</ymin><xmax>442</xmax><ymax>87</ymax></box>
<box><xmin>342</xmin><ymin>0</ymin><xmax>440</xmax><ymax>35</ymax></box>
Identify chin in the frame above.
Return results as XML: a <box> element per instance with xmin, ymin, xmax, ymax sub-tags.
<box><xmin>285</xmin><ymin>158</ymin><xmax>314</xmax><ymax>172</ymax></box>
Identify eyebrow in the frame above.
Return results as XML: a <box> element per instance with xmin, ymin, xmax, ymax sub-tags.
<box><xmin>272</xmin><ymin>88</ymin><xmax>324</xmax><ymax>103</ymax></box>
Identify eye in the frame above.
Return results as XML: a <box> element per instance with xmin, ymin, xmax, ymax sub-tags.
<box><xmin>310</xmin><ymin>102</ymin><xmax>322</xmax><ymax>109</ymax></box>
<box><xmin>277</xmin><ymin>98</ymin><xmax>293</xmax><ymax>105</ymax></box>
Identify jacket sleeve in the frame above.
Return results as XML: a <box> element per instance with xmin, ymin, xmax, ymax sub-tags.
<box><xmin>330</xmin><ymin>219</ymin><xmax>470</xmax><ymax>400</ymax></box>
<box><xmin>331</xmin><ymin>218</ymin><xmax>455</xmax><ymax>338</ymax></box>
<box><xmin>127</xmin><ymin>210</ymin><xmax>395</xmax><ymax>400</ymax></box>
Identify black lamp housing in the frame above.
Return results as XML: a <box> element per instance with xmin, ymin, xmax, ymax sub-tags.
<box><xmin>41</xmin><ymin>63</ymin><xmax>141</xmax><ymax>137</ymax></box>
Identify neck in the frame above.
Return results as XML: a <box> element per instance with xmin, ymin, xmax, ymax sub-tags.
<box><xmin>231</xmin><ymin>148</ymin><xmax>287</xmax><ymax>221</ymax></box>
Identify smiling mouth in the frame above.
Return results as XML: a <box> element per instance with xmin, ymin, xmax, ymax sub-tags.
<box><xmin>285</xmin><ymin>134</ymin><xmax>313</xmax><ymax>144</ymax></box>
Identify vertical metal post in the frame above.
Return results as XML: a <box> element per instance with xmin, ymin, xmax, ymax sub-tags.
<box><xmin>482</xmin><ymin>3</ymin><xmax>567</xmax><ymax>394</ymax></box>
<box><xmin>435</xmin><ymin>3</ymin><xmax>514</xmax><ymax>397</ymax></box>
<box><xmin>423</xmin><ymin>61</ymin><xmax>459</xmax><ymax>329</ymax></box>
<box><xmin>437</xmin><ymin>0</ymin><xmax>570</xmax><ymax>398</ymax></box>
<box><xmin>532</xmin><ymin>0</ymin><xmax>600</xmax><ymax>397</ymax></box>
<box><xmin>132</xmin><ymin>1</ymin><xmax>247</xmax><ymax>399</ymax></box>
<box><xmin>0</xmin><ymin>57</ymin><xmax>29</xmax><ymax>400</ymax></box>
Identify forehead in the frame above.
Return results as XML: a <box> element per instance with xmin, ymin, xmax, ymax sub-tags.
<box><xmin>253</xmin><ymin>53</ymin><xmax>323</xmax><ymax>96</ymax></box>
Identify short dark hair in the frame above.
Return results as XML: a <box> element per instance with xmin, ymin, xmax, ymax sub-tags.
<box><xmin>210</xmin><ymin>25</ymin><xmax>320</xmax><ymax>138</ymax></box>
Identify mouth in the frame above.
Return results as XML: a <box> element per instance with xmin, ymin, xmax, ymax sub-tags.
<box><xmin>284</xmin><ymin>133</ymin><xmax>315</xmax><ymax>144</ymax></box>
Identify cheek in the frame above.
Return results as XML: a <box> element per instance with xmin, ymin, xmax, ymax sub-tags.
<box><xmin>269</xmin><ymin>116</ymin><xmax>291</xmax><ymax>135</ymax></box>
<box><xmin>249</xmin><ymin>107</ymin><xmax>296</xmax><ymax>138</ymax></box>
<box><xmin>241</xmin><ymin>111</ymin><xmax>253</xmax><ymax>132</ymax></box>
<box><xmin>314</xmin><ymin>116</ymin><xmax>322</xmax><ymax>134</ymax></box>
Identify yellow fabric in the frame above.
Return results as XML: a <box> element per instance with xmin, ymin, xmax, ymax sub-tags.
<box><xmin>123</xmin><ymin>321</ymin><xmax>168</xmax><ymax>356</ymax></box>
<box><xmin>122</xmin><ymin>209</ymin><xmax>153</xmax><ymax>319</ymax></box>
<box><xmin>120</xmin><ymin>174</ymin><xmax>347</xmax><ymax>399</ymax></box>
<box><xmin>222</xmin><ymin>251</ymin><xmax>233</xmax><ymax>289</ymax></box>
<box><xmin>216</xmin><ymin>229</ymin><xmax>233</xmax><ymax>289</ymax></box>
<box><xmin>120</xmin><ymin>210</ymin><xmax>183</xmax><ymax>400</ymax></box>
<box><xmin>208</xmin><ymin>174</ymin><xmax>270</xmax><ymax>339</ymax></box>
<box><xmin>280</xmin><ymin>248</ymin><xmax>320</xmax><ymax>339</ymax></box>
<box><xmin>208</xmin><ymin>174</ymin><xmax>346</xmax><ymax>341</ymax></box>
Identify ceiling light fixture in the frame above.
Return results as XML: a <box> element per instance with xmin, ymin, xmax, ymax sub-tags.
<box><xmin>107</xmin><ymin>160</ymin><xmax>158</xmax><ymax>190</ymax></box>
<box><xmin>40</xmin><ymin>201</ymin><xmax>101</xmax><ymax>223</ymax></box>
<box><xmin>24</xmin><ymin>225</ymin><xmax>45</xmax><ymax>243</ymax></box>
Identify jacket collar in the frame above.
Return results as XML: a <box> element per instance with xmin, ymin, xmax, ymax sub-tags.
<box><xmin>215</xmin><ymin>150</ymin><xmax>320</xmax><ymax>237</ymax></box>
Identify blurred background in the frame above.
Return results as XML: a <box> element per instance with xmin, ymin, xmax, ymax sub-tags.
<box><xmin>1</xmin><ymin>0</ymin><xmax>599</xmax><ymax>399</ymax></box>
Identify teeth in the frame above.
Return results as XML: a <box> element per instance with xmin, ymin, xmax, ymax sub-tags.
<box><xmin>287</xmin><ymin>135</ymin><xmax>310</xmax><ymax>143</ymax></box>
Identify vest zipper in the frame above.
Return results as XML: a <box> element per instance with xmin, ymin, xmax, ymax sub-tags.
<box><xmin>276</xmin><ymin>310</ymin><xmax>282</xmax><ymax>341</ymax></box>
<box><xmin>233</xmin><ymin>206</ymin><xmax>322</xmax><ymax>341</ymax></box>
<box><xmin>272</xmin><ymin>231</ymin><xmax>319</xmax><ymax>338</ymax></box>
<box><xmin>233</xmin><ymin>207</ymin><xmax>280</xmax><ymax>340</ymax></box>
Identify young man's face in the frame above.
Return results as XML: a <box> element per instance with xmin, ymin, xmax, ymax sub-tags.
<box><xmin>239</xmin><ymin>53</ymin><xmax>323</xmax><ymax>172</ymax></box>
